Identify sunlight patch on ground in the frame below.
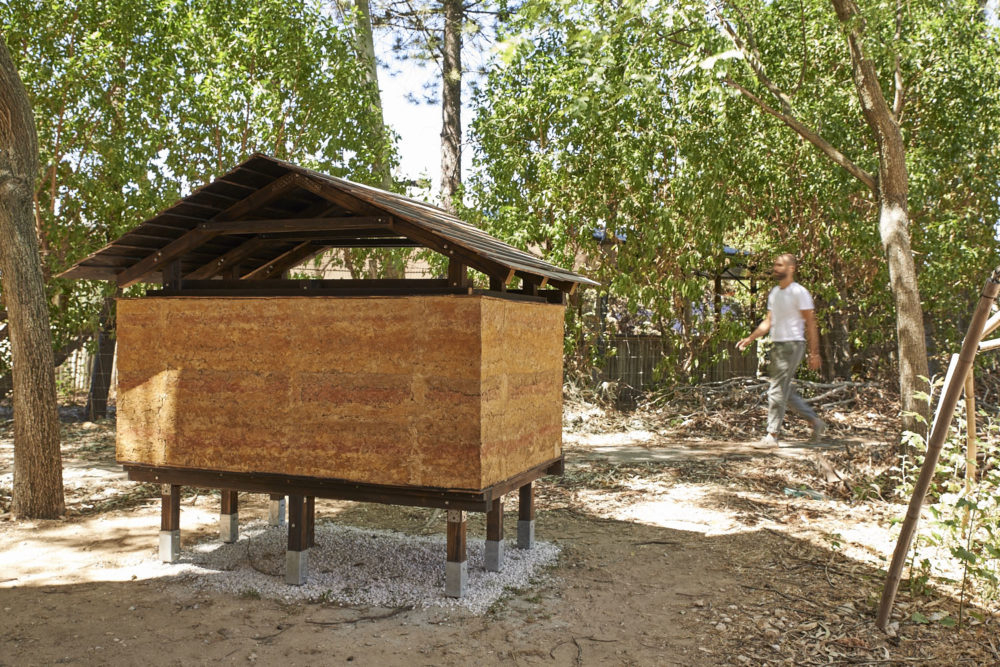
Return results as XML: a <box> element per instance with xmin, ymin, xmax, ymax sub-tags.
<box><xmin>576</xmin><ymin>484</ymin><xmax>741</xmax><ymax>535</ymax></box>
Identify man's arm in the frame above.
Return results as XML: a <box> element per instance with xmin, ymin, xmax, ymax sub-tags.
<box><xmin>737</xmin><ymin>311</ymin><xmax>771</xmax><ymax>351</ymax></box>
<box><xmin>801</xmin><ymin>309</ymin><xmax>821</xmax><ymax>370</ymax></box>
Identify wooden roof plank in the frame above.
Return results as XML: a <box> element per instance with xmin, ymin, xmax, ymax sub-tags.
<box><xmin>206</xmin><ymin>216</ymin><xmax>391</xmax><ymax>234</ymax></box>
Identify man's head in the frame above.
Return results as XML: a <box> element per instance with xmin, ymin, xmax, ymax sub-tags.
<box><xmin>772</xmin><ymin>253</ymin><xmax>797</xmax><ymax>281</ymax></box>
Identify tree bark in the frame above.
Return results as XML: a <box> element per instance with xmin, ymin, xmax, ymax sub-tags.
<box><xmin>351</xmin><ymin>0</ymin><xmax>393</xmax><ymax>192</ymax></box>
<box><xmin>0</xmin><ymin>34</ymin><xmax>64</xmax><ymax>518</ymax></box>
<box><xmin>831</xmin><ymin>0</ymin><xmax>930</xmax><ymax>439</ymax></box>
<box><xmin>439</xmin><ymin>0</ymin><xmax>463</xmax><ymax>213</ymax></box>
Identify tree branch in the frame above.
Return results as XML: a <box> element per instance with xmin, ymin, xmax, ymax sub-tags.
<box><xmin>892</xmin><ymin>0</ymin><xmax>905</xmax><ymax>118</ymax></box>
<box><xmin>716</xmin><ymin>4</ymin><xmax>794</xmax><ymax>115</ymax></box>
<box><xmin>722</xmin><ymin>76</ymin><xmax>877</xmax><ymax>192</ymax></box>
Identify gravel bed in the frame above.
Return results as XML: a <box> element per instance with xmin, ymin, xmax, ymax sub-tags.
<box><xmin>136</xmin><ymin>520</ymin><xmax>559</xmax><ymax>614</ymax></box>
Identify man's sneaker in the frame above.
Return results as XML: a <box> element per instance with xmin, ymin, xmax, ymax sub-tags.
<box><xmin>809</xmin><ymin>419</ymin><xmax>827</xmax><ymax>444</ymax></box>
<box><xmin>752</xmin><ymin>433</ymin><xmax>779</xmax><ymax>449</ymax></box>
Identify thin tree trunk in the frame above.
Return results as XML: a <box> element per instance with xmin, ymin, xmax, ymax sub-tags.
<box><xmin>351</xmin><ymin>0</ymin><xmax>393</xmax><ymax>192</ymax></box>
<box><xmin>85</xmin><ymin>295</ymin><xmax>117</xmax><ymax>420</ymax></box>
<box><xmin>0</xmin><ymin>35</ymin><xmax>64</xmax><ymax>518</ymax></box>
<box><xmin>440</xmin><ymin>0</ymin><xmax>462</xmax><ymax>213</ymax></box>
<box><xmin>831</xmin><ymin>0</ymin><xmax>930</xmax><ymax>439</ymax></box>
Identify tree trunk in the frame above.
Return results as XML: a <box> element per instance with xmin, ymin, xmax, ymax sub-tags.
<box><xmin>351</xmin><ymin>0</ymin><xmax>393</xmax><ymax>192</ymax></box>
<box><xmin>0</xmin><ymin>35</ymin><xmax>64</xmax><ymax>518</ymax></box>
<box><xmin>831</xmin><ymin>0</ymin><xmax>930</xmax><ymax>439</ymax></box>
<box><xmin>439</xmin><ymin>0</ymin><xmax>462</xmax><ymax>213</ymax></box>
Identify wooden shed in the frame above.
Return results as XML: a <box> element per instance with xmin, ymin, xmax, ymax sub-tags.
<box><xmin>59</xmin><ymin>154</ymin><xmax>596</xmax><ymax>596</ymax></box>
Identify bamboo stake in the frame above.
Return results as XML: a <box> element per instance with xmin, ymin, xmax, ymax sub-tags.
<box><xmin>981</xmin><ymin>310</ymin><xmax>1000</xmax><ymax>338</ymax></box>
<box><xmin>978</xmin><ymin>338</ymin><xmax>1000</xmax><ymax>352</ymax></box>
<box><xmin>876</xmin><ymin>267</ymin><xmax>1000</xmax><ymax>631</ymax></box>
<box><xmin>962</xmin><ymin>369</ymin><xmax>977</xmax><ymax>533</ymax></box>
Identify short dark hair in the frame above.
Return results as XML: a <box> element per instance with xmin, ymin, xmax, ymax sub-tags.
<box><xmin>775</xmin><ymin>253</ymin><xmax>798</xmax><ymax>268</ymax></box>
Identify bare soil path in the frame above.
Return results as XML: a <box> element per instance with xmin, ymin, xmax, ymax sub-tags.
<box><xmin>0</xmin><ymin>410</ymin><xmax>996</xmax><ymax>665</ymax></box>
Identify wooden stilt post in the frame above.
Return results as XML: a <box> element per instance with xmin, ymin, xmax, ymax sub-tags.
<box><xmin>485</xmin><ymin>497</ymin><xmax>504</xmax><ymax>572</ymax></box>
<box><xmin>517</xmin><ymin>482</ymin><xmax>535</xmax><ymax>550</ymax></box>
<box><xmin>963</xmin><ymin>370</ymin><xmax>977</xmax><ymax>533</ymax></box>
<box><xmin>445</xmin><ymin>510</ymin><xmax>467</xmax><ymax>597</ymax></box>
<box><xmin>268</xmin><ymin>493</ymin><xmax>286</xmax><ymax>527</ymax></box>
<box><xmin>160</xmin><ymin>484</ymin><xmax>181</xmax><ymax>562</ymax></box>
<box><xmin>306</xmin><ymin>496</ymin><xmax>316</xmax><ymax>548</ymax></box>
<box><xmin>286</xmin><ymin>494</ymin><xmax>309</xmax><ymax>585</ymax></box>
<box><xmin>877</xmin><ymin>268</ymin><xmax>1000</xmax><ymax>630</ymax></box>
<box><xmin>220</xmin><ymin>490</ymin><xmax>238</xmax><ymax>543</ymax></box>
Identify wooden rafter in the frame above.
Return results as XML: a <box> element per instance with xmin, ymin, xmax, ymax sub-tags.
<box><xmin>205</xmin><ymin>216</ymin><xmax>391</xmax><ymax>234</ymax></box>
<box><xmin>242</xmin><ymin>242</ymin><xmax>315</xmax><ymax>280</ymax></box>
<box><xmin>117</xmin><ymin>172</ymin><xmax>304</xmax><ymax>288</ymax></box>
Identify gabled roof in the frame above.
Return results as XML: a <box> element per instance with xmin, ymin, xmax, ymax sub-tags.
<box><xmin>58</xmin><ymin>154</ymin><xmax>598</xmax><ymax>293</ymax></box>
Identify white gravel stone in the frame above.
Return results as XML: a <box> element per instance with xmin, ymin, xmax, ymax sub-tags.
<box><xmin>128</xmin><ymin>520</ymin><xmax>560</xmax><ymax>615</ymax></box>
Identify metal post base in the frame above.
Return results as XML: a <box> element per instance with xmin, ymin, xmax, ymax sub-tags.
<box><xmin>220</xmin><ymin>513</ymin><xmax>238</xmax><ymax>543</ymax></box>
<box><xmin>159</xmin><ymin>530</ymin><xmax>180</xmax><ymax>563</ymax></box>
<box><xmin>517</xmin><ymin>520</ymin><xmax>535</xmax><ymax>550</ymax></box>
<box><xmin>485</xmin><ymin>540</ymin><xmax>505</xmax><ymax>572</ymax></box>
<box><xmin>445</xmin><ymin>560</ymin><xmax>468</xmax><ymax>598</ymax></box>
<box><xmin>286</xmin><ymin>550</ymin><xmax>308</xmax><ymax>586</ymax></box>
<box><xmin>269</xmin><ymin>497</ymin><xmax>286</xmax><ymax>527</ymax></box>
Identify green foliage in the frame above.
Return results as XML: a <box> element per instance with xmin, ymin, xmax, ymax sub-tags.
<box><xmin>0</xmin><ymin>0</ymin><xmax>395</xmax><ymax>371</ymax></box>
<box><xmin>897</xmin><ymin>400</ymin><xmax>1000</xmax><ymax>615</ymax></box>
<box><xmin>468</xmin><ymin>0</ymin><xmax>1000</xmax><ymax>382</ymax></box>
<box><xmin>467</xmin><ymin>0</ymin><xmax>746</xmax><ymax>379</ymax></box>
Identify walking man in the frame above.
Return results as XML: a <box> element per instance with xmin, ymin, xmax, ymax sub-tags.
<box><xmin>737</xmin><ymin>254</ymin><xmax>826</xmax><ymax>447</ymax></box>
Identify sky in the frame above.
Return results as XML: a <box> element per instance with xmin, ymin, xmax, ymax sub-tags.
<box><xmin>375</xmin><ymin>0</ymin><xmax>1000</xmax><ymax>203</ymax></box>
<box><xmin>373</xmin><ymin>29</ymin><xmax>485</xmax><ymax>202</ymax></box>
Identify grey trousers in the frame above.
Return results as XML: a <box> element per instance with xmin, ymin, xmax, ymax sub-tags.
<box><xmin>767</xmin><ymin>341</ymin><xmax>818</xmax><ymax>435</ymax></box>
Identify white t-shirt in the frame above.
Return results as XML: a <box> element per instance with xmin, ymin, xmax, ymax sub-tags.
<box><xmin>767</xmin><ymin>282</ymin><xmax>814</xmax><ymax>342</ymax></box>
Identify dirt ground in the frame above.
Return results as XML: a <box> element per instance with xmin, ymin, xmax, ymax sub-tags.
<box><xmin>0</xmin><ymin>402</ymin><xmax>998</xmax><ymax>666</ymax></box>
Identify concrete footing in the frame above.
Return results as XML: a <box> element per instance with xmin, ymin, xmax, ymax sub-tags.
<box><xmin>159</xmin><ymin>529</ymin><xmax>180</xmax><ymax>563</ymax></box>
<box><xmin>485</xmin><ymin>539</ymin><xmax>505</xmax><ymax>572</ymax></box>
<box><xmin>285</xmin><ymin>550</ymin><xmax>308</xmax><ymax>585</ymax></box>
<box><xmin>517</xmin><ymin>520</ymin><xmax>535</xmax><ymax>550</ymax></box>
<box><xmin>268</xmin><ymin>497</ymin><xmax>286</xmax><ymax>527</ymax></box>
<box><xmin>220</xmin><ymin>513</ymin><xmax>238</xmax><ymax>543</ymax></box>
<box><xmin>445</xmin><ymin>560</ymin><xmax>468</xmax><ymax>598</ymax></box>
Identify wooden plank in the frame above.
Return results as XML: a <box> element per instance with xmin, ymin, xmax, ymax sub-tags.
<box><xmin>161</xmin><ymin>484</ymin><xmax>181</xmax><ymax>531</ymax></box>
<box><xmin>206</xmin><ymin>216</ymin><xmax>391</xmax><ymax>234</ymax></box>
<box><xmin>221</xmin><ymin>490</ymin><xmax>238</xmax><ymax>515</ymax></box>
<box><xmin>306</xmin><ymin>496</ymin><xmax>316</xmax><ymax>548</ymax></box>
<box><xmin>486</xmin><ymin>498</ymin><xmax>503</xmax><ymax>542</ymax></box>
<box><xmin>119</xmin><ymin>173</ymin><xmax>308</xmax><ymax>287</ymax></box>
<box><xmin>117</xmin><ymin>227</ymin><xmax>220</xmax><ymax>288</ymax></box>
<box><xmin>259</xmin><ymin>229</ymin><xmax>404</xmax><ymax>241</ymax></box>
<box><xmin>288</xmin><ymin>495</ymin><xmax>308</xmax><ymax>552</ymax></box>
<box><xmin>447</xmin><ymin>260</ymin><xmax>468</xmax><ymax>288</ymax></box>
<box><xmin>295</xmin><ymin>175</ymin><xmax>384</xmax><ymax>215</ymax></box>
<box><xmin>183</xmin><ymin>237</ymin><xmax>272</xmax><ymax>280</ymax></box>
<box><xmin>390</xmin><ymin>215</ymin><xmax>513</xmax><ymax>285</ymax></box>
<box><xmin>177</xmin><ymin>278</ymin><xmax>449</xmax><ymax>290</ymax></box>
<box><xmin>126</xmin><ymin>458</ymin><xmax>563</xmax><ymax>513</ymax></box>
<box><xmin>518</xmin><ymin>483</ymin><xmax>534</xmax><ymax>522</ymax></box>
<box><xmin>146</xmin><ymin>286</ymin><xmax>473</xmax><ymax>298</ymax></box>
<box><xmin>162</xmin><ymin>261</ymin><xmax>182</xmax><ymax>289</ymax></box>
<box><xmin>446</xmin><ymin>511</ymin><xmax>467</xmax><ymax>563</ymax></box>
<box><xmin>242</xmin><ymin>242</ymin><xmax>316</xmax><ymax>280</ymax></box>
